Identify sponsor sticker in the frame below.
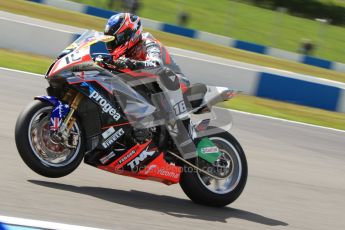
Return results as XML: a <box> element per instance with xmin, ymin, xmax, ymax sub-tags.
<box><xmin>144</xmin><ymin>164</ymin><xmax>179</xmax><ymax>179</ymax></box>
<box><xmin>201</xmin><ymin>146</ymin><xmax>219</xmax><ymax>154</ymax></box>
<box><xmin>100</xmin><ymin>151</ymin><xmax>116</xmax><ymax>164</ymax></box>
<box><xmin>127</xmin><ymin>147</ymin><xmax>155</xmax><ymax>169</ymax></box>
<box><xmin>102</xmin><ymin>127</ymin><xmax>115</xmax><ymax>139</ymax></box>
<box><xmin>89</xmin><ymin>90</ymin><xmax>121</xmax><ymax>121</ymax></box>
<box><xmin>117</xmin><ymin>149</ymin><xmax>136</xmax><ymax>165</ymax></box>
<box><xmin>102</xmin><ymin>128</ymin><xmax>125</xmax><ymax>148</ymax></box>
<box><xmin>157</xmin><ymin>168</ymin><xmax>179</xmax><ymax>179</ymax></box>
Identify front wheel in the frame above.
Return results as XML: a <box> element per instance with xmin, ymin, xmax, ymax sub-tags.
<box><xmin>179</xmin><ymin>128</ymin><xmax>247</xmax><ymax>207</ymax></box>
<box><xmin>15</xmin><ymin>100</ymin><xmax>85</xmax><ymax>178</ymax></box>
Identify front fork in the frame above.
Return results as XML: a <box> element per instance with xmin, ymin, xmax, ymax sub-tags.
<box><xmin>35</xmin><ymin>91</ymin><xmax>84</xmax><ymax>148</ymax></box>
<box><xmin>59</xmin><ymin>92</ymin><xmax>83</xmax><ymax>141</ymax></box>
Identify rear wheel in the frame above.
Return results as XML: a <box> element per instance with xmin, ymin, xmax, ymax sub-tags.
<box><xmin>179</xmin><ymin>128</ymin><xmax>247</xmax><ymax>207</ymax></box>
<box><xmin>15</xmin><ymin>100</ymin><xmax>85</xmax><ymax>178</ymax></box>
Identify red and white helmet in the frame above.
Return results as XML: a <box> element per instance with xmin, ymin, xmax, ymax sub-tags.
<box><xmin>104</xmin><ymin>13</ymin><xmax>142</xmax><ymax>59</ymax></box>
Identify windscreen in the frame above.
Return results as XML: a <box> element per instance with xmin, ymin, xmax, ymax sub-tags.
<box><xmin>66</xmin><ymin>30</ymin><xmax>103</xmax><ymax>51</ymax></box>
<box><xmin>57</xmin><ymin>30</ymin><xmax>113</xmax><ymax>59</ymax></box>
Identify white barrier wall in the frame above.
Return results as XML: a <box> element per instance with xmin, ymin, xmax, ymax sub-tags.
<box><xmin>0</xmin><ymin>17</ymin><xmax>74</xmax><ymax>57</ymax></box>
<box><xmin>197</xmin><ymin>31</ymin><xmax>235</xmax><ymax>47</ymax></box>
<box><xmin>338</xmin><ymin>90</ymin><xmax>345</xmax><ymax>113</ymax></box>
<box><xmin>267</xmin><ymin>47</ymin><xmax>302</xmax><ymax>63</ymax></box>
<box><xmin>172</xmin><ymin>55</ymin><xmax>259</xmax><ymax>95</ymax></box>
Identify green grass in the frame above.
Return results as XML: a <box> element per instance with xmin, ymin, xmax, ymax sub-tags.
<box><xmin>72</xmin><ymin>0</ymin><xmax>345</xmax><ymax>63</ymax></box>
<box><xmin>318</xmin><ymin>0</ymin><xmax>345</xmax><ymax>7</ymax></box>
<box><xmin>0</xmin><ymin>48</ymin><xmax>344</xmax><ymax>130</ymax></box>
<box><xmin>0</xmin><ymin>49</ymin><xmax>53</xmax><ymax>74</ymax></box>
<box><xmin>1</xmin><ymin>0</ymin><xmax>345</xmax><ymax>83</ymax></box>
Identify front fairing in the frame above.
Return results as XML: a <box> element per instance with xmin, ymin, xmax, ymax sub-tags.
<box><xmin>48</xmin><ymin>46</ymin><xmax>95</xmax><ymax>78</ymax></box>
<box><xmin>46</xmin><ymin>30</ymin><xmax>114</xmax><ymax>78</ymax></box>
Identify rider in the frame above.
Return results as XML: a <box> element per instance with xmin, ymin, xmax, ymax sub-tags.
<box><xmin>98</xmin><ymin>12</ymin><xmax>196</xmax><ymax>159</ymax></box>
<box><xmin>97</xmin><ymin>12</ymin><xmax>190</xmax><ymax>89</ymax></box>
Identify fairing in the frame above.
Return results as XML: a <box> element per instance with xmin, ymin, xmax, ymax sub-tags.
<box><xmin>47</xmin><ymin>30</ymin><xmax>114</xmax><ymax>78</ymax></box>
<box><xmin>98</xmin><ymin>141</ymin><xmax>181</xmax><ymax>185</ymax></box>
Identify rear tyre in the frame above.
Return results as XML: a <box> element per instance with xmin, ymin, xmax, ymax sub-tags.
<box><xmin>179</xmin><ymin>128</ymin><xmax>247</xmax><ymax>207</ymax></box>
<box><xmin>15</xmin><ymin>100</ymin><xmax>85</xmax><ymax>178</ymax></box>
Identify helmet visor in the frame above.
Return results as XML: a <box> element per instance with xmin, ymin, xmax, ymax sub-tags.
<box><xmin>106</xmin><ymin>28</ymin><xmax>132</xmax><ymax>53</ymax></box>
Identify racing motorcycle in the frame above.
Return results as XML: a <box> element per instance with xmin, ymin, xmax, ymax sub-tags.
<box><xmin>15</xmin><ymin>30</ymin><xmax>247</xmax><ymax>207</ymax></box>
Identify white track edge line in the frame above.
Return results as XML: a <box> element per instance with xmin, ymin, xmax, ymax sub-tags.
<box><xmin>0</xmin><ymin>215</ymin><xmax>106</xmax><ymax>230</ymax></box>
<box><xmin>0</xmin><ymin>16</ymin><xmax>77</xmax><ymax>34</ymax></box>
<box><xmin>0</xmin><ymin>67</ymin><xmax>43</xmax><ymax>77</ymax></box>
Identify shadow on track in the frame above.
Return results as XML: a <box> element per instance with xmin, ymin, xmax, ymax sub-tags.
<box><xmin>29</xmin><ymin>180</ymin><xmax>288</xmax><ymax>226</ymax></box>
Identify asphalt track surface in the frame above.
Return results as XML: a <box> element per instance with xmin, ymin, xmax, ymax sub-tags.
<box><xmin>0</xmin><ymin>68</ymin><xmax>344</xmax><ymax>230</ymax></box>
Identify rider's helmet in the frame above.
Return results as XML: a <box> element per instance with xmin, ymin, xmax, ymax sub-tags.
<box><xmin>104</xmin><ymin>13</ymin><xmax>142</xmax><ymax>59</ymax></box>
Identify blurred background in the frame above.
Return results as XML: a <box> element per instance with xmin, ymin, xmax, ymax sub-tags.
<box><xmin>70</xmin><ymin>0</ymin><xmax>345</xmax><ymax>62</ymax></box>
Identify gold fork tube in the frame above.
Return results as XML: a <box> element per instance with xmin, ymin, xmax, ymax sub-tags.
<box><xmin>60</xmin><ymin>92</ymin><xmax>83</xmax><ymax>132</ymax></box>
<box><xmin>70</xmin><ymin>92</ymin><xmax>84</xmax><ymax>110</ymax></box>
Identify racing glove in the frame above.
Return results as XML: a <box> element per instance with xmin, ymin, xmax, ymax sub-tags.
<box><xmin>114</xmin><ymin>57</ymin><xmax>160</xmax><ymax>70</ymax></box>
<box><xmin>113</xmin><ymin>57</ymin><xmax>136</xmax><ymax>69</ymax></box>
<box><xmin>94</xmin><ymin>55</ymin><xmax>113</xmax><ymax>68</ymax></box>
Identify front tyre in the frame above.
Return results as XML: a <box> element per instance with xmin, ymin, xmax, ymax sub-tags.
<box><xmin>179</xmin><ymin>129</ymin><xmax>247</xmax><ymax>207</ymax></box>
<box><xmin>15</xmin><ymin>100</ymin><xmax>85</xmax><ymax>178</ymax></box>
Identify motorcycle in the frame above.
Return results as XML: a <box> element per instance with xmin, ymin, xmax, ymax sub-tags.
<box><xmin>15</xmin><ymin>30</ymin><xmax>247</xmax><ymax>207</ymax></box>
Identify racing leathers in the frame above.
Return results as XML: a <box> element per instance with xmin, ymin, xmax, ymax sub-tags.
<box><xmin>99</xmin><ymin>32</ymin><xmax>190</xmax><ymax>88</ymax></box>
<box><xmin>99</xmin><ymin>32</ymin><xmax>196</xmax><ymax>159</ymax></box>
<box><xmin>128</xmin><ymin>33</ymin><xmax>195</xmax><ymax>158</ymax></box>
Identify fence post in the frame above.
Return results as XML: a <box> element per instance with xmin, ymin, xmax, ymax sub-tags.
<box><xmin>271</xmin><ymin>7</ymin><xmax>287</xmax><ymax>48</ymax></box>
<box><xmin>315</xmin><ymin>18</ymin><xmax>329</xmax><ymax>56</ymax></box>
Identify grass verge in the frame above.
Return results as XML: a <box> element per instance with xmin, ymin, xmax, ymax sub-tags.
<box><xmin>1</xmin><ymin>0</ymin><xmax>345</xmax><ymax>83</ymax></box>
<box><xmin>0</xmin><ymin>49</ymin><xmax>53</xmax><ymax>74</ymax></box>
<box><xmin>0</xmin><ymin>48</ymin><xmax>344</xmax><ymax>131</ymax></box>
